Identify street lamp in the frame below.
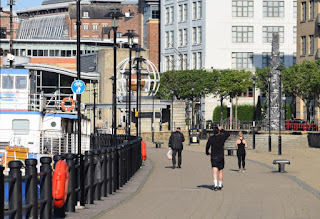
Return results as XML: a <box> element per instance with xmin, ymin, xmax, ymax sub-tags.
<box><xmin>251</xmin><ymin>76</ymin><xmax>257</xmax><ymax>150</ymax></box>
<box><xmin>123</xmin><ymin>30</ymin><xmax>139</xmax><ymax>137</ymax></box>
<box><xmin>151</xmin><ymin>90</ymin><xmax>155</xmax><ymax>142</ymax></box>
<box><xmin>170</xmin><ymin>88</ymin><xmax>177</xmax><ymax>131</ymax></box>
<box><xmin>133</xmin><ymin>46</ymin><xmax>145</xmax><ymax>137</ymax></box>
<box><xmin>276</xmin><ymin>66</ymin><xmax>285</xmax><ymax>155</ymax></box>
<box><xmin>190</xmin><ymin>85</ymin><xmax>195</xmax><ymax>129</ymax></box>
<box><xmin>266</xmin><ymin>73</ymin><xmax>273</xmax><ymax>152</ymax></box>
<box><xmin>105</xmin><ymin>9</ymin><xmax>125</xmax><ymax>146</ymax></box>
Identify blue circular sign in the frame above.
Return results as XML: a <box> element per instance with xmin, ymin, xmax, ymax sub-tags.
<box><xmin>71</xmin><ymin>80</ymin><xmax>86</xmax><ymax>94</ymax></box>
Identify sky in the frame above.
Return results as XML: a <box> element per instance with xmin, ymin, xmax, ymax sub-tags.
<box><xmin>1</xmin><ymin>0</ymin><xmax>137</xmax><ymax>11</ymax></box>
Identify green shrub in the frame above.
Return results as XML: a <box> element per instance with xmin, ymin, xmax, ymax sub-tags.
<box><xmin>212</xmin><ymin>105</ymin><xmax>254</xmax><ymax>122</ymax></box>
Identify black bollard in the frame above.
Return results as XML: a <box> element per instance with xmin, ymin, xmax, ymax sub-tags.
<box><xmin>9</xmin><ymin>161</ymin><xmax>23</xmax><ymax>219</ymax></box>
<box><xmin>100</xmin><ymin>148</ymin><xmax>107</xmax><ymax>197</ymax></box>
<box><xmin>53</xmin><ymin>154</ymin><xmax>65</xmax><ymax>168</ymax></box>
<box><xmin>93</xmin><ymin>149</ymin><xmax>102</xmax><ymax>201</ymax></box>
<box><xmin>107</xmin><ymin>148</ymin><xmax>112</xmax><ymax>195</ymax></box>
<box><xmin>25</xmin><ymin>159</ymin><xmax>38</xmax><ymax>219</ymax></box>
<box><xmin>65</xmin><ymin>153</ymin><xmax>76</xmax><ymax>212</ymax></box>
<box><xmin>40</xmin><ymin>157</ymin><xmax>52</xmax><ymax>219</ymax></box>
<box><xmin>85</xmin><ymin>150</ymin><xmax>94</xmax><ymax>204</ymax></box>
<box><xmin>0</xmin><ymin>165</ymin><xmax>4</xmax><ymax>219</ymax></box>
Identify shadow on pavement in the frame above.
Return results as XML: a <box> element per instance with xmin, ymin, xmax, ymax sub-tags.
<box><xmin>197</xmin><ymin>185</ymin><xmax>214</xmax><ymax>190</ymax></box>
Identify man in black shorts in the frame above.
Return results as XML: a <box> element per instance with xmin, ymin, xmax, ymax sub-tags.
<box><xmin>206</xmin><ymin>126</ymin><xmax>230</xmax><ymax>191</ymax></box>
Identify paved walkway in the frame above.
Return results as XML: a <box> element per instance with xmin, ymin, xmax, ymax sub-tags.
<box><xmin>67</xmin><ymin>139</ymin><xmax>320</xmax><ymax>219</ymax></box>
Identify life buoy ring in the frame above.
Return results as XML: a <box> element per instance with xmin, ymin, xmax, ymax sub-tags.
<box><xmin>61</xmin><ymin>97</ymin><xmax>75</xmax><ymax>111</ymax></box>
<box><xmin>141</xmin><ymin>140</ymin><xmax>147</xmax><ymax>161</ymax></box>
<box><xmin>52</xmin><ymin>160</ymin><xmax>69</xmax><ymax>208</ymax></box>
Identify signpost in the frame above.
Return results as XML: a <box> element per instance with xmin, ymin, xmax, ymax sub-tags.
<box><xmin>71</xmin><ymin>80</ymin><xmax>86</xmax><ymax>94</ymax></box>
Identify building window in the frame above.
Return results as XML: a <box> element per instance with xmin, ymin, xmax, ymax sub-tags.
<box><xmin>179</xmin><ymin>29</ymin><xmax>183</xmax><ymax>46</ymax></box>
<box><xmin>83</xmin><ymin>25</ymin><xmax>89</xmax><ymax>30</ymax></box>
<box><xmin>309</xmin><ymin>35</ymin><xmax>314</xmax><ymax>55</ymax></box>
<box><xmin>232</xmin><ymin>0</ymin><xmax>254</xmax><ymax>17</ymax></box>
<box><xmin>197</xmin><ymin>1</ymin><xmax>202</xmax><ymax>19</ymax></box>
<box><xmin>232</xmin><ymin>52</ymin><xmax>253</xmax><ymax>69</ymax></box>
<box><xmin>73</xmin><ymin>24</ymin><xmax>77</xmax><ymax>30</ymax></box>
<box><xmin>293</xmin><ymin>1</ymin><xmax>297</xmax><ymax>18</ymax></box>
<box><xmin>179</xmin><ymin>5</ymin><xmax>183</xmax><ymax>22</ymax></box>
<box><xmin>192</xmin><ymin>27</ymin><xmax>197</xmax><ymax>44</ymax></box>
<box><xmin>192</xmin><ymin>53</ymin><xmax>197</xmax><ymax>69</ymax></box>
<box><xmin>263</xmin><ymin>1</ymin><xmax>284</xmax><ymax>17</ymax></box>
<box><xmin>232</xmin><ymin>26</ymin><xmax>253</xmax><ymax>43</ymax></box>
<box><xmin>92</xmin><ymin>25</ymin><xmax>98</xmax><ymax>30</ymax></box>
<box><xmin>192</xmin><ymin>2</ymin><xmax>197</xmax><ymax>20</ymax></box>
<box><xmin>183</xmin><ymin>29</ymin><xmax>188</xmax><ymax>46</ymax></box>
<box><xmin>197</xmin><ymin>26</ymin><xmax>202</xmax><ymax>44</ymax></box>
<box><xmin>117</xmin><ymin>32</ymin><xmax>122</xmax><ymax>38</ymax></box>
<box><xmin>165</xmin><ymin>7</ymin><xmax>169</xmax><ymax>24</ymax></box>
<box><xmin>15</xmin><ymin>76</ymin><xmax>27</xmax><ymax>89</ymax></box>
<box><xmin>310</xmin><ymin>0</ymin><xmax>314</xmax><ymax>20</ymax></box>
<box><xmin>293</xmin><ymin>26</ymin><xmax>297</xmax><ymax>44</ymax></box>
<box><xmin>166</xmin><ymin>56</ymin><xmax>170</xmax><ymax>71</ymax></box>
<box><xmin>183</xmin><ymin>54</ymin><xmax>188</xmax><ymax>70</ymax></box>
<box><xmin>262</xmin><ymin>52</ymin><xmax>284</xmax><ymax>68</ymax></box>
<box><xmin>83</xmin><ymin>11</ymin><xmax>89</xmax><ymax>18</ymax></box>
<box><xmin>151</xmin><ymin>6</ymin><xmax>160</xmax><ymax>18</ymax></box>
<box><xmin>170</xmin><ymin>6</ymin><xmax>174</xmax><ymax>24</ymax></box>
<box><xmin>2</xmin><ymin>75</ymin><xmax>14</xmax><ymax>89</ymax></box>
<box><xmin>197</xmin><ymin>52</ymin><xmax>202</xmax><ymax>69</ymax></box>
<box><xmin>301</xmin><ymin>2</ymin><xmax>306</xmax><ymax>21</ymax></box>
<box><xmin>262</xmin><ymin>26</ymin><xmax>284</xmax><ymax>43</ymax></box>
<box><xmin>170</xmin><ymin>31</ymin><xmax>174</xmax><ymax>47</ymax></box>
<box><xmin>183</xmin><ymin>4</ymin><xmax>188</xmax><ymax>21</ymax></box>
<box><xmin>301</xmin><ymin>36</ymin><xmax>306</xmax><ymax>56</ymax></box>
<box><xmin>169</xmin><ymin>55</ymin><xmax>174</xmax><ymax>70</ymax></box>
<box><xmin>13</xmin><ymin>119</ymin><xmax>29</xmax><ymax>135</ymax></box>
<box><xmin>165</xmin><ymin>31</ymin><xmax>169</xmax><ymax>48</ymax></box>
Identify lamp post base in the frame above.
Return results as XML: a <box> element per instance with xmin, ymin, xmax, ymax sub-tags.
<box><xmin>268</xmin><ymin>135</ymin><xmax>271</xmax><ymax>152</ymax></box>
<box><xmin>278</xmin><ymin>136</ymin><xmax>282</xmax><ymax>155</ymax></box>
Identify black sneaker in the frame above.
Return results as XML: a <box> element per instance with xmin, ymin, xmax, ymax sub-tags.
<box><xmin>213</xmin><ymin>186</ymin><xmax>218</xmax><ymax>191</ymax></box>
<box><xmin>218</xmin><ymin>185</ymin><xmax>223</xmax><ymax>190</ymax></box>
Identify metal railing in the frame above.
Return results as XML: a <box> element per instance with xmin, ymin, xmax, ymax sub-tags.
<box><xmin>1</xmin><ymin>135</ymin><xmax>142</xmax><ymax>218</ymax></box>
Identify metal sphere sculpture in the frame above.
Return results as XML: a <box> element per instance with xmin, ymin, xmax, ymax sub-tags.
<box><xmin>116</xmin><ymin>56</ymin><xmax>160</xmax><ymax>98</ymax></box>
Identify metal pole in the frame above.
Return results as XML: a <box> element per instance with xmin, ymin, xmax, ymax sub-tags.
<box><xmin>128</xmin><ymin>46</ymin><xmax>132</xmax><ymax>137</ymax></box>
<box><xmin>279</xmin><ymin>73</ymin><xmax>282</xmax><ymax>155</ymax></box>
<box><xmin>136</xmin><ymin>58</ymin><xmax>140</xmax><ymax>137</ymax></box>
<box><xmin>253</xmin><ymin>82</ymin><xmax>256</xmax><ymax>149</ymax></box>
<box><xmin>76</xmin><ymin>0</ymin><xmax>85</xmax><ymax>206</ymax></box>
<box><xmin>152</xmin><ymin>91</ymin><xmax>155</xmax><ymax>142</ymax></box>
<box><xmin>112</xmin><ymin>25</ymin><xmax>117</xmax><ymax>145</ymax></box>
<box><xmin>268</xmin><ymin>78</ymin><xmax>271</xmax><ymax>152</ymax></box>
<box><xmin>93</xmin><ymin>81</ymin><xmax>96</xmax><ymax>134</ymax></box>
<box><xmin>9</xmin><ymin>0</ymin><xmax>14</xmax><ymax>68</ymax></box>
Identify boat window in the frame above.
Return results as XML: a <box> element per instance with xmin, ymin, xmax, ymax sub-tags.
<box><xmin>2</xmin><ymin>75</ymin><xmax>14</xmax><ymax>89</ymax></box>
<box><xmin>15</xmin><ymin>76</ymin><xmax>27</xmax><ymax>89</ymax></box>
<box><xmin>12</xmin><ymin>119</ymin><xmax>30</xmax><ymax>135</ymax></box>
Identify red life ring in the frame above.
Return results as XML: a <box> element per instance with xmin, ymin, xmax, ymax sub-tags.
<box><xmin>52</xmin><ymin>160</ymin><xmax>69</xmax><ymax>208</ymax></box>
<box><xmin>61</xmin><ymin>97</ymin><xmax>75</xmax><ymax>111</ymax></box>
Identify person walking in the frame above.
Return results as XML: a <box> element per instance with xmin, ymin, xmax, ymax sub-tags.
<box><xmin>168</xmin><ymin>127</ymin><xmax>185</xmax><ymax>169</ymax></box>
<box><xmin>206</xmin><ymin>126</ymin><xmax>230</xmax><ymax>191</ymax></box>
<box><xmin>235</xmin><ymin>131</ymin><xmax>248</xmax><ymax>172</ymax></box>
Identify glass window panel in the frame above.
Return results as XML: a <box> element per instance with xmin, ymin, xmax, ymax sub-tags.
<box><xmin>13</xmin><ymin>120</ymin><xmax>29</xmax><ymax>135</ymax></box>
<box><xmin>15</xmin><ymin>76</ymin><xmax>27</xmax><ymax>89</ymax></box>
<box><xmin>2</xmin><ymin>75</ymin><xmax>14</xmax><ymax>89</ymax></box>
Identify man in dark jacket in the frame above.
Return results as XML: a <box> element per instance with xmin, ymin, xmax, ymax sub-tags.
<box><xmin>169</xmin><ymin>127</ymin><xmax>185</xmax><ymax>169</ymax></box>
<box><xmin>206</xmin><ymin>126</ymin><xmax>230</xmax><ymax>191</ymax></box>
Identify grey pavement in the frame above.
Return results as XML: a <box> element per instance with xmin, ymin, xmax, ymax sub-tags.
<box><xmin>67</xmin><ymin>141</ymin><xmax>320</xmax><ymax>219</ymax></box>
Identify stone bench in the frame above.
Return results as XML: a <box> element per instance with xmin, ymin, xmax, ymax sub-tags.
<box><xmin>153</xmin><ymin>141</ymin><xmax>164</xmax><ymax>148</ymax></box>
<box><xmin>273</xmin><ymin>159</ymin><xmax>290</xmax><ymax>172</ymax></box>
<box><xmin>224</xmin><ymin>147</ymin><xmax>237</xmax><ymax>156</ymax></box>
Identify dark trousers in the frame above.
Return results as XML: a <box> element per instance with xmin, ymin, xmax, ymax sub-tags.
<box><xmin>237</xmin><ymin>151</ymin><xmax>246</xmax><ymax>169</ymax></box>
<box><xmin>172</xmin><ymin>149</ymin><xmax>182</xmax><ymax>167</ymax></box>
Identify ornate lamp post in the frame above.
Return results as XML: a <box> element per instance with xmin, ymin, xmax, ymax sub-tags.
<box><xmin>123</xmin><ymin>30</ymin><xmax>138</xmax><ymax>137</ymax></box>
<box><xmin>276</xmin><ymin>66</ymin><xmax>285</xmax><ymax>155</ymax></box>
<box><xmin>190</xmin><ymin>85</ymin><xmax>195</xmax><ymax>129</ymax></box>
<box><xmin>105</xmin><ymin>9</ymin><xmax>125</xmax><ymax>145</ymax></box>
<box><xmin>252</xmin><ymin>76</ymin><xmax>257</xmax><ymax>149</ymax></box>
<box><xmin>266</xmin><ymin>73</ymin><xmax>273</xmax><ymax>152</ymax></box>
<box><xmin>93</xmin><ymin>80</ymin><xmax>98</xmax><ymax>134</ymax></box>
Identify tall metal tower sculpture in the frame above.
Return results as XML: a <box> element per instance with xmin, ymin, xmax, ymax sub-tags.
<box><xmin>268</xmin><ymin>33</ymin><xmax>284</xmax><ymax>131</ymax></box>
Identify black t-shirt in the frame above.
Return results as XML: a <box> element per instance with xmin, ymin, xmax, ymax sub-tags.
<box><xmin>206</xmin><ymin>130</ymin><xmax>230</xmax><ymax>157</ymax></box>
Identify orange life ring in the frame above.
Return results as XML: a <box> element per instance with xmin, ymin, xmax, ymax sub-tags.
<box><xmin>52</xmin><ymin>160</ymin><xmax>69</xmax><ymax>208</ymax></box>
<box><xmin>61</xmin><ymin>97</ymin><xmax>75</xmax><ymax>111</ymax></box>
<box><xmin>141</xmin><ymin>140</ymin><xmax>147</xmax><ymax>161</ymax></box>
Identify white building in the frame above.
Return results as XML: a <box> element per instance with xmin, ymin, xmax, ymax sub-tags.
<box><xmin>160</xmin><ymin>0</ymin><xmax>297</xmax><ymax>123</ymax></box>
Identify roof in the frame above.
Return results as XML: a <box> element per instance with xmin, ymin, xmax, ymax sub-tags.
<box><xmin>21</xmin><ymin>63</ymin><xmax>100</xmax><ymax>81</ymax></box>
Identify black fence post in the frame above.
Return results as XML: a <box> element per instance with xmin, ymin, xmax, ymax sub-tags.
<box><xmin>0</xmin><ymin>165</ymin><xmax>4</xmax><ymax>219</ymax></box>
<box><xmin>65</xmin><ymin>153</ymin><xmax>76</xmax><ymax>212</ymax></box>
<box><xmin>117</xmin><ymin>145</ymin><xmax>122</xmax><ymax>188</ymax></box>
<box><xmin>53</xmin><ymin>154</ymin><xmax>64</xmax><ymax>168</ymax></box>
<box><xmin>85</xmin><ymin>150</ymin><xmax>94</xmax><ymax>204</ymax></box>
<box><xmin>9</xmin><ymin>160</ymin><xmax>23</xmax><ymax>219</ymax></box>
<box><xmin>112</xmin><ymin>148</ymin><xmax>117</xmax><ymax>193</ymax></box>
<box><xmin>93</xmin><ymin>149</ymin><xmax>102</xmax><ymax>201</ymax></box>
<box><xmin>25</xmin><ymin>159</ymin><xmax>38</xmax><ymax>219</ymax></box>
<box><xmin>107</xmin><ymin>148</ymin><xmax>112</xmax><ymax>195</ymax></box>
<box><xmin>101</xmin><ymin>148</ymin><xmax>107</xmax><ymax>197</ymax></box>
<box><xmin>40</xmin><ymin>157</ymin><xmax>52</xmax><ymax>219</ymax></box>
